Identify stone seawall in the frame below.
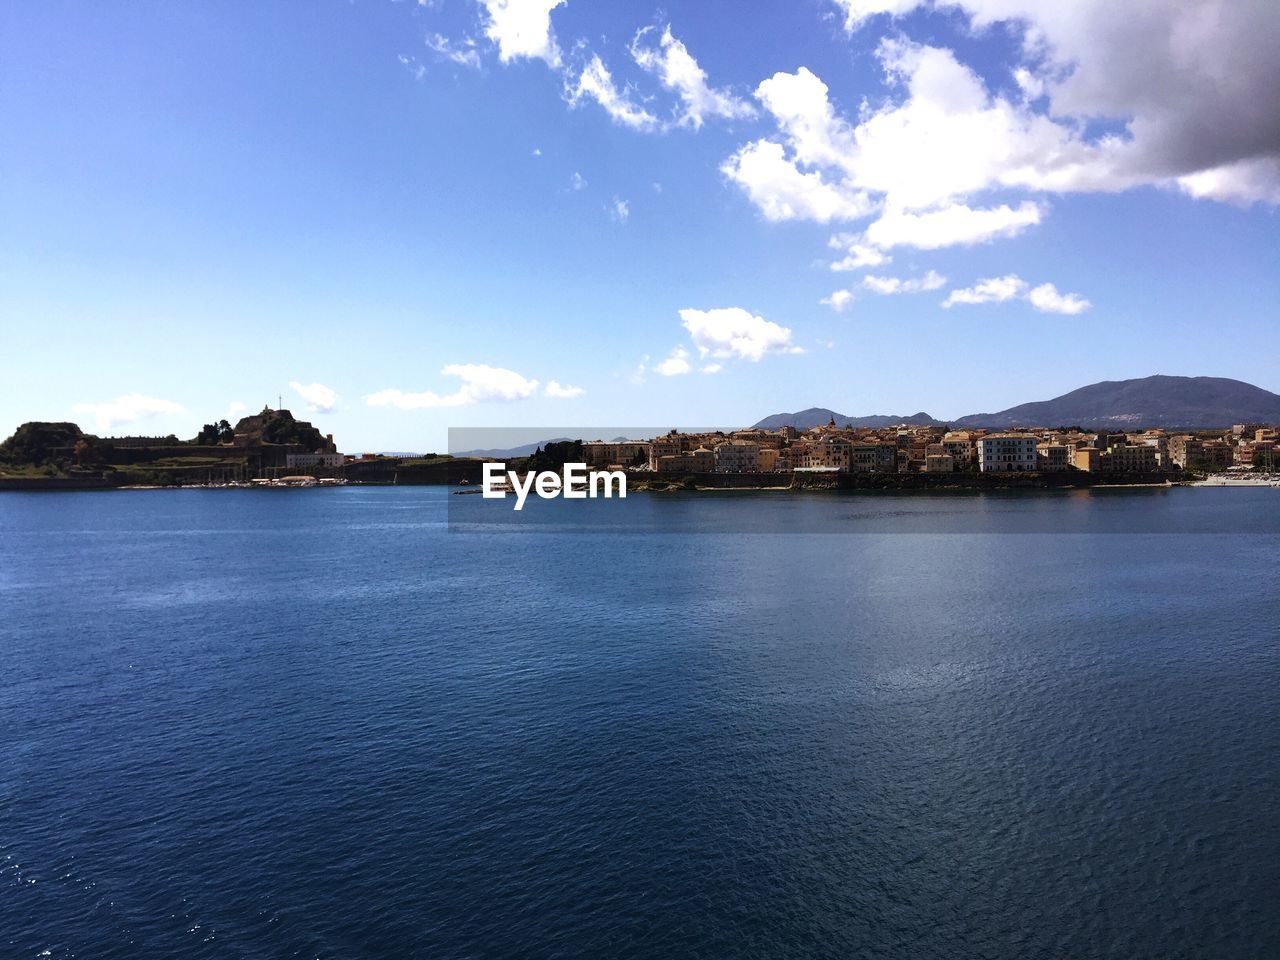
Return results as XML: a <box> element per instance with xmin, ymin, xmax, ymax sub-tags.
<box><xmin>0</xmin><ymin>476</ymin><xmax>128</xmax><ymax>491</ymax></box>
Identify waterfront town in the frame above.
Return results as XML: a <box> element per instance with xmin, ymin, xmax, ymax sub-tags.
<box><xmin>3</xmin><ymin>406</ymin><xmax>1280</xmax><ymax>490</ymax></box>
<box><xmin>580</xmin><ymin>418</ymin><xmax>1279</xmax><ymax>477</ymax></box>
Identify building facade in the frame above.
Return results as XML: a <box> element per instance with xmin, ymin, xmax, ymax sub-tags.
<box><xmin>978</xmin><ymin>435</ymin><xmax>1038</xmax><ymax>472</ymax></box>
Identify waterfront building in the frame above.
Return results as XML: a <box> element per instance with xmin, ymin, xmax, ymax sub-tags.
<box><xmin>714</xmin><ymin>440</ymin><xmax>760</xmax><ymax>473</ymax></box>
<box><xmin>849</xmin><ymin>441</ymin><xmax>896</xmax><ymax>473</ymax></box>
<box><xmin>810</xmin><ymin>436</ymin><xmax>851</xmax><ymax>470</ymax></box>
<box><xmin>285</xmin><ymin>452</ymin><xmax>345</xmax><ymax>468</ymax></box>
<box><xmin>1074</xmin><ymin>448</ymin><xmax>1101</xmax><ymax>471</ymax></box>
<box><xmin>655</xmin><ymin>447</ymin><xmax>713</xmax><ymax>474</ymax></box>
<box><xmin>583</xmin><ymin>441</ymin><xmax>650</xmax><ymax>469</ymax></box>
<box><xmin>978</xmin><ymin>435</ymin><xmax>1038</xmax><ymax>472</ymax></box>
<box><xmin>924</xmin><ymin>454</ymin><xmax>954</xmax><ymax>473</ymax></box>
<box><xmin>1036</xmin><ymin>444</ymin><xmax>1072</xmax><ymax>472</ymax></box>
<box><xmin>941</xmin><ymin>432</ymin><xmax>976</xmax><ymax>468</ymax></box>
<box><xmin>1102</xmin><ymin>444</ymin><xmax>1158</xmax><ymax>473</ymax></box>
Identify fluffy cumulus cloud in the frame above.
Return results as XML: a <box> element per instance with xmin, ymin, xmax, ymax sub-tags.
<box><xmin>365</xmin><ymin>364</ymin><xmax>540</xmax><ymax>409</ymax></box>
<box><xmin>721</xmin><ymin>140</ymin><xmax>873</xmax><ymax>223</ymax></box>
<box><xmin>654</xmin><ymin>346</ymin><xmax>692</xmax><ymax>376</ymax></box>
<box><xmin>630</xmin><ymin>25</ymin><xmax>755</xmax><ymax>129</ymax></box>
<box><xmin>837</xmin><ymin>0</ymin><xmax>1280</xmax><ymax>201</ymax></box>
<box><xmin>863</xmin><ymin>201</ymin><xmax>1043</xmax><ymax>250</ymax></box>
<box><xmin>829</xmin><ymin>234</ymin><xmax>891</xmax><ymax>271</ymax></box>
<box><xmin>479</xmin><ymin>0</ymin><xmax>566</xmax><ymax>66</ymax></box>
<box><xmin>942</xmin><ymin>274</ymin><xmax>1027</xmax><ymax>307</ymax></box>
<box><xmin>73</xmin><ymin>393</ymin><xmax>185</xmax><ymax>432</ymax></box>
<box><xmin>821</xmin><ymin>288</ymin><xmax>857</xmax><ymax>312</ymax></box>
<box><xmin>679</xmin><ymin>307</ymin><xmax>803</xmax><ymax>361</ymax></box>
<box><xmin>727</xmin><ymin>1</ymin><xmax>1280</xmax><ymax>261</ymax></box>
<box><xmin>566</xmin><ymin>55</ymin><xmax>661</xmax><ymax>132</ymax></box>
<box><xmin>830</xmin><ymin>0</ymin><xmax>923</xmax><ymax>31</ymax></box>
<box><xmin>289</xmin><ymin>381</ymin><xmax>339</xmax><ymax>413</ymax></box>
<box><xmin>544</xmin><ymin>380</ymin><xmax>585</xmax><ymax>398</ymax></box>
<box><xmin>1027</xmin><ymin>282</ymin><xmax>1091</xmax><ymax>315</ymax></box>
<box><xmin>943</xmin><ymin>274</ymin><xmax>1090</xmax><ymax>314</ymax></box>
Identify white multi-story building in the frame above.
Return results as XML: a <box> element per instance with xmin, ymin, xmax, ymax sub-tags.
<box><xmin>286</xmin><ymin>452</ymin><xmax>345</xmax><ymax>468</ymax></box>
<box><xmin>714</xmin><ymin>440</ymin><xmax>760</xmax><ymax>473</ymax></box>
<box><xmin>978</xmin><ymin>435</ymin><xmax>1037</xmax><ymax>472</ymax></box>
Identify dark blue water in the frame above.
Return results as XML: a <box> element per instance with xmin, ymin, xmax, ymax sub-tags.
<box><xmin>2</xmin><ymin>487</ymin><xmax>1278</xmax><ymax>959</ymax></box>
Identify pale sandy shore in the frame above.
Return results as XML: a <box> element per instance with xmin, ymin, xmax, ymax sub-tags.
<box><xmin>1190</xmin><ymin>476</ymin><xmax>1280</xmax><ymax>487</ymax></box>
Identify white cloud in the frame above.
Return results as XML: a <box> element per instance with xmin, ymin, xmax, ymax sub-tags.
<box><xmin>654</xmin><ymin>346</ymin><xmax>692</xmax><ymax>376</ymax></box>
<box><xmin>566</xmin><ymin>55</ymin><xmax>661</xmax><ymax>132</ymax></box>
<box><xmin>942</xmin><ymin>274</ymin><xmax>1028</xmax><ymax>307</ymax></box>
<box><xmin>545</xmin><ymin>380</ymin><xmax>585</xmax><ymax>398</ymax></box>
<box><xmin>1178</xmin><ymin>158</ymin><xmax>1280</xmax><ymax>207</ymax></box>
<box><xmin>829</xmin><ymin>234</ymin><xmax>891</xmax><ymax>270</ymax></box>
<box><xmin>479</xmin><ymin>0</ymin><xmax>565</xmax><ymax>66</ymax></box>
<box><xmin>943</xmin><ymin>274</ymin><xmax>1090</xmax><ymax>313</ymax></box>
<box><xmin>73</xmin><ymin>393</ymin><xmax>185</xmax><ymax>432</ymax></box>
<box><xmin>700</xmin><ymin>363</ymin><xmax>722</xmax><ymax>374</ymax></box>
<box><xmin>721</xmin><ymin>139</ymin><xmax>873</xmax><ymax>223</ymax></box>
<box><xmin>861</xmin><ymin>269</ymin><xmax>946</xmax><ymax>294</ymax></box>
<box><xmin>1027</xmin><ymin>282</ymin><xmax>1091</xmax><ymax>315</ymax></box>
<box><xmin>830</xmin><ymin>0</ymin><xmax>923</xmax><ymax>32</ymax></box>
<box><xmin>570</xmin><ymin>171</ymin><xmax>586</xmax><ymax>190</ymax></box>
<box><xmin>425</xmin><ymin>32</ymin><xmax>481</xmax><ymax>69</ymax></box>
<box><xmin>289</xmin><ymin>381</ymin><xmax>339</xmax><ymax>413</ymax></box>
<box><xmin>826</xmin><ymin>1</ymin><xmax>1280</xmax><ymax>205</ymax></box>
<box><xmin>679</xmin><ymin>307</ymin><xmax>803</xmax><ymax>361</ymax></box>
<box><xmin>611</xmin><ymin>197</ymin><xmax>630</xmax><ymax>222</ymax></box>
<box><xmin>630</xmin><ymin>25</ymin><xmax>755</xmax><ymax>129</ymax></box>
<box><xmin>730</xmin><ymin>2</ymin><xmax>1280</xmax><ymax>266</ymax></box>
<box><xmin>864</xmin><ymin>201</ymin><xmax>1043</xmax><ymax>250</ymax></box>
<box><xmin>821</xmin><ymin>289</ymin><xmax>857</xmax><ymax>312</ymax></box>
<box><xmin>753</xmin><ymin>67</ymin><xmax>857</xmax><ymax>172</ymax></box>
<box><xmin>365</xmin><ymin>364</ymin><xmax>539</xmax><ymax>409</ymax></box>
<box><xmin>1013</xmin><ymin>66</ymin><xmax>1044</xmax><ymax>100</ymax></box>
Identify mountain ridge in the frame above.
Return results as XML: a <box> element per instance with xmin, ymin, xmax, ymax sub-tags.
<box><xmin>752</xmin><ymin>408</ymin><xmax>944</xmax><ymax>430</ymax></box>
<box><xmin>952</xmin><ymin>375</ymin><xmax>1280</xmax><ymax>429</ymax></box>
<box><xmin>753</xmin><ymin>376</ymin><xmax>1280</xmax><ymax>432</ymax></box>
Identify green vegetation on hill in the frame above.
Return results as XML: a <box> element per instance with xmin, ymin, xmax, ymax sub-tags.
<box><xmin>0</xmin><ymin>421</ymin><xmax>85</xmax><ymax>466</ymax></box>
<box><xmin>194</xmin><ymin>419</ymin><xmax>235</xmax><ymax>444</ymax></box>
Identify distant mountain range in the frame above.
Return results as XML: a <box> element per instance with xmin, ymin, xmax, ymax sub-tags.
<box><xmin>755</xmin><ymin>376</ymin><xmax>1280</xmax><ymax>431</ymax></box>
<box><xmin>752</xmin><ymin>408</ymin><xmax>945</xmax><ymax>430</ymax></box>
<box><xmin>451</xmin><ymin>437</ymin><xmax>573</xmax><ymax>459</ymax></box>
<box><xmin>952</xmin><ymin>376</ymin><xmax>1280</xmax><ymax>429</ymax></box>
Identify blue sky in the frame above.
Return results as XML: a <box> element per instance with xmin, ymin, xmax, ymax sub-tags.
<box><xmin>2</xmin><ymin>0</ymin><xmax>1278</xmax><ymax>451</ymax></box>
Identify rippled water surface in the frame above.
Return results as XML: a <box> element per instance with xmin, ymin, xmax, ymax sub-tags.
<box><xmin>2</xmin><ymin>487</ymin><xmax>1278</xmax><ymax>959</ymax></box>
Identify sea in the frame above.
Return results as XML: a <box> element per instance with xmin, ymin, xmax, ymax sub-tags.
<box><xmin>1</xmin><ymin>486</ymin><xmax>1277</xmax><ymax>959</ymax></box>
